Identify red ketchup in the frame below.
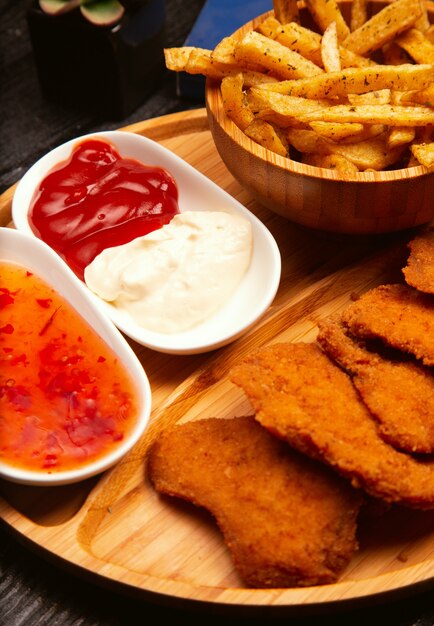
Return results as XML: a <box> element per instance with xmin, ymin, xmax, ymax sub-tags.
<box><xmin>28</xmin><ymin>139</ymin><xmax>180</xmax><ymax>280</ymax></box>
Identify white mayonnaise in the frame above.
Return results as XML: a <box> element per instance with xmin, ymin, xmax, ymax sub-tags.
<box><xmin>84</xmin><ymin>211</ymin><xmax>253</xmax><ymax>334</ymax></box>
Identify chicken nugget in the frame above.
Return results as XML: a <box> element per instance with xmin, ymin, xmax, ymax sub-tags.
<box><xmin>318</xmin><ymin>317</ymin><xmax>434</xmax><ymax>453</ymax></box>
<box><xmin>230</xmin><ymin>343</ymin><xmax>434</xmax><ymax>509</ymax></box>
<box><xmin>342</xmin><ymin>284</ymin><xmax>434</xmax><ymax>366</ymax></box>
<box><xmin>403</xmin><ymin>227</ymin><xmax>434</xmax><ymax>294</ymax></box>
<box><xmin>148</xmin><ymin>415</ymin><xmax>362</xmax><ymax>588</ymax></box>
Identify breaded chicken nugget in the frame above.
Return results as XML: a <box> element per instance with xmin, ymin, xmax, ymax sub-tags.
<box><xmin>317</xmin><ymin>317</ymin><xmax>434</xmax><ymax>453</ymax></box>
<box><xmin>342</xmin><ymin>284</ymin><xmax>434</xmax><ymax>366</ymax></box>
<box><xmin>403</xmin><ymin>227</ymin><xmax>434</xmax><ymax>294</ymax></box>
<box><xmin>230</xmin><ymin>343</ymin><xmax>434</xmax><ymax>509</ymax></box>
<box><xmin>148</xmin><ymin>416</ymin><xmax>362</xmax><ymax>588</ymax></box>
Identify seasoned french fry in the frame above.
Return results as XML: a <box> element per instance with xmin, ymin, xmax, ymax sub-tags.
<box><xmin>307</xmin><ymin>122</ymin><xmax>386</xmax><ymax>145</ymax></box>
<box><xmin>308</xmin><ymin>121</ymin><xmax>365</xmax><ymax>141</ymax></box>
<box><xmin>350</xmin><ymin>0</ymin><xmax>367</xmax><ymax>32</ymax></box>
<box><xmin>400</xmin><ymin>84</ymin><xmax>434</xmax><ymax>107</ymax></box>
<box><xmin>410</xmin><ymin>142</ymin><xmax>434</xmax><ymax>169</ymax></box>
<box><xmin>325</xmin><ymin>135</ymin><xmax>405</xmax><ymax>170</ymax></box>
<box><xmin>396</xmin><ymin>28</ymin><xmax>434</xmax><ymax>65</ymax></box>
<box><xmin>304</xmin><ymin>0</ymin><xmax>350</xmax><ymax>41</ymax></box>
<box><xmin>287</xmin><ymin>128</ymin><xmax>326</xmax><ymax>152</ymax></box>
<box><xmin>235</xmin><ymin>31</ymin><xmax>323</xmax><ymax>79</ymax></box>
<box><xmin>273</xmin><ymin>0</ymin><xmax>299</xmax><ymax>24</ymax></box>
<box><xmin>257</xmin><ymin>16</ymin><xmax>374</xmax><ymax>68</ymax></box>
<box><xmin>301</xmin><ymin>104</ymin><xmax>434</xmax><ymax>126</ymax></box>
<box><xmin>304</xmin><ymin>153</ymin><xmax>359</xmax><ymax>173</ymax></box>
<box><xmin>245</xmin><ymin>119</ymin><xmax>290</xmax><ymax>156</ymax></box>
<box><xmin>348</xmin><ymin>89</ymin><xmax>391</xmax><ymax>105</ymax></box>
<box><xmin>387</xmin><ymin>126</ymin><xmax>416</xmax><ymax>149</ymax></box>
<box><xmin>415</xmin><ymin>1</ymin><xmax>430</xmax><ymax>32</ymax></box>
<box><xmin>248</xmin><ymin>88</ymin><xmax>330</xmax><ymax>127</ymax></box>
<box><xmin>183</xmin><ymin>48</ymin><xmax>277</xmax><ymax>87</ymax></box>
<box><xmin>426</xmin><ymin>25</ymin><xmax>434</xmax><ymax>44</ymax></box>
<box><xmin>257</xmin><ymin>65</ymin><xmax>434</xmax><ymax>99</ymax></box>
<box><xmin>164</xmin><ymin>47</ymin><xmax>195</xmax><ymax>71</ymax></box>
<box><xmin>221</xmin><ymin>73</ymin><xmax>255</xmax><ymax>131</ymax></box>
<box><xmin>343</xmin><ymin>0</ymin><xmax>423</xmax><ymax>55</ymax></box>
<box><xmin>321</xmin><ymin>22</ymin><xmax>341</xmax><ymax>73</ymax></box>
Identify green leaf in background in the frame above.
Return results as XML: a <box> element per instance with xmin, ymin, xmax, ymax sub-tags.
<box><xmin>80</xmin><ymin>0</ymin><xmax>125</xmax><ymax>25</ymax></box>
<box><xmin>39</xmin><ymin>0</ymin><xmax>80</xmax><ymax>15</ymax></box>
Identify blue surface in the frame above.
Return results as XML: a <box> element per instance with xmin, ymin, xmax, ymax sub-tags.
<box><xmin>177</xmin><ymin>0</ymin><xmax>272</xmax><ymax>99</ymax></box>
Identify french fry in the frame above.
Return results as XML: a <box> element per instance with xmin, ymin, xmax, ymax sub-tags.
<box><xmin>309</xmin><ymin>121</ymin><xmax>364</xmax><ymax>141</ymax></box>
<box><xmin>257</xmin><ymin>16</ymin><xmax>374</xmax><ymax>68</ymax></box>
<box><xmin>325</xmin><ymin>135</ymin><xmax>405</xmax><ymax>170</ymax></box>
<box><xmin>248</xmin><ymin>88</ymin><xmax>331</xmax><ymax>127</ymax></box>
<box><xmin>426</xmin><ymin>25</ymin><xmax>434</xmax><ymax>44</ymax></box>
<box><xmin>301</xmin><ymin>103</ymin><xmax>434</xmax><ymax>126</ymax></box>
<box><xmin>303</xmin><ymin>153</ymin><xmax>359</xmax><ymax>173</ymax></box>
<box><xmin>343</xmin><ymin>0</ymin><xmax>423</xmax><ymax>55</ymax></box>
<box><xmin>257</xmin><ymin>65</ymin><xmax>434</xmax><ymax>99</ymax></box>
<box><xmin>304</xmin><ymin>0</ymin><xmax>350</xmax><ymax>41</ymax></box>
<box><xmin>387</xmin><ymin>126</ymin><xmax>416</xmax><ymax>149</ymax></box>
<box><xmin>321</xmin><ymin>22</ymin><xmax>341</xmax><ymax>73</ymax></box>
<box><xmin>396</xmin><ymin>28</ymin><xmax>434</xmax><ymax>65</ymax></box>
<box><xmin>234</xmin><ymin>31</ymin><xmax>323</xmax><ymax>79</ymax></box>
<box><xmin>287</xmin><ymin>128</ymin><xmax>326</xmax><ymax>152</ymax></box>
<box><xmin>164</xmin><ymin>47</ymin><xmax>195</xmax><ymax>71</ymax></box>
<box><xmin>212</xmin><ymin>36</ymin><xmax>272</xmax><ymax>75</ymax></box>
<box><xmin>221</xmin><ymin>73</ymin><xmax>255</xmax><ymax>131</ymax></box>
<box><xmin>183</xmin><ymin>49</ymin><xmax>278</xmax><ymax>87</ymax></box>
<box><xmin>350</xmin><ymin>0</ymin><xmax>368</xmax><ymax>32</ymax></box>
<box><xmin>400</xmin><ymin>84</ymin><xmax>434</xmax><ymax>107</ymax></box>
<box><xmin>308</xmin><ymin>121</ymin><xmax>379</xmax><ymax>142</ymax></box>
<box><xmin>273</xmin><ymin>0</ymin><xmax>299</xmax><ymax>24</ymax></box>
<box><xmin>244</xmin><ymin>119</ymin><xmax>290</xmax><ymax>156</ymax></box>
<box><xmin>348</xmin><ymin>89</ymin><xmax>391</xmax><ymax>105</ymax></box>
<box><xmin>410</xmin><ymin>142</ymin><xmax>434</xmax><ymax>169</ymax></box>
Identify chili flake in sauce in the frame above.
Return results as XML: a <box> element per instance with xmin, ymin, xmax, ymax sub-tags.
<box><xmin>0</xmin><ymin>261</ymin><xmax>139</xmax><ymax>473</ymax></box>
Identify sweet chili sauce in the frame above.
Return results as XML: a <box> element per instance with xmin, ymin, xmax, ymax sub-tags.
<box><xmin>0</xmin><ymin>261</ymin><xmax>139</xmax><ymax>473</ymax></box>
<box><xmin>28</xmin><ymin>138</ymin><xmax>180</xmax><ymax>280</ymax></box>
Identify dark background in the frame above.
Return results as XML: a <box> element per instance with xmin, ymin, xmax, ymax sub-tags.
<box><xmin>1</xmin><ymin>1</ymin><xmax>434</xmax><ymax>624</ymax></box>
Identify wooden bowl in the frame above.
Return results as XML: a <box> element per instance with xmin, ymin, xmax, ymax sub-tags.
<box><xmin>205</xmin><ymin>1</ymin><xmax>434</xmax><ymax>235</ymax></box>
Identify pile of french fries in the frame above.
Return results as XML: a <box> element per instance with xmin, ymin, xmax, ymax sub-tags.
<box><xmin>165</xmin><ymin>0</ymin><xmax>434</xmax><ymax>174</ymax></box>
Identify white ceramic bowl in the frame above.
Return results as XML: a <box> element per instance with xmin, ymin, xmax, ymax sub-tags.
<box><xmin>0</xmin><ymin>227</ymin><xmax>152</xmax><ymax>486</ymax></box>
<box><xmin>12</xmin><ymin>130</ymin><xmax>281</xmax><ymax>355</ymax></box>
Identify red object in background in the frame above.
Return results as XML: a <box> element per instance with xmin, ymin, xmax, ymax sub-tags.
<box><xmin>28</xmin><ymin>138</ymin><xmax>180</xmax><ymax>279</ymax></box>
<box><xmin>0</xmin><ymin>262</ymin><xmax>138</xmax><ymax>473</ymax></box>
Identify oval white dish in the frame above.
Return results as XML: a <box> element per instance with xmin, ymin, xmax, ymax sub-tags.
<box><xmin>12</xmin><ymin>130</ymin><xmax>281</xmax><ymax>355</ymax></box>
<box><xmin>0</xmin><ymin>227</ymin><xmax>152</xmax><ymax>486</ymax></box>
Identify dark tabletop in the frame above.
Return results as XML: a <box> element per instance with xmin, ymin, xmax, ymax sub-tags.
<box><xmin>1</xmin><ymin>1</ymin><xmax>434</xmax><ymax>624</ymax></box>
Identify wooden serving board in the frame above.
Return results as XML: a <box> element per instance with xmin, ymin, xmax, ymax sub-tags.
<box><xmin>1</xmin><ymin>109</ymin><xmax>433</xmax><ymax>612</ymax></box>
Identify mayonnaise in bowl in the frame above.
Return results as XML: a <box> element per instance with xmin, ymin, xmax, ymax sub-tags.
<box><xmin>84</xmin><ymin>211</ymin><xmax>253</xmax><ymax>334</ymax></box>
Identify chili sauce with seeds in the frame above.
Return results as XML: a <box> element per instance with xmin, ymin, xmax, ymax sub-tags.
<box><xmin>0</xmin><ymin>261</ymin><xmax>139</xmax><ymax>473</ymax></box>
<box><xmin>28</xmin><ymin>138</ymin><xmax>180</xmax><ymax>280</ymax></box>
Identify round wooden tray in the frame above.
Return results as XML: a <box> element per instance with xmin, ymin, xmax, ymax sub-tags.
<box><xmin>1</xmin><ymin>109</ymin><xmax>433</xmax><ymax>613</ymax></box>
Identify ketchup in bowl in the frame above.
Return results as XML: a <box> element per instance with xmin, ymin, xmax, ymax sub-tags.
<box><xmin>28</xmin><ymin>138</ymin><xmax>180</xmax><ymax>279</ymax></box>
<box><xmin>0</xmin><ymin>260</ymin><xmax>139</xmax><ymax>474</ymax></box>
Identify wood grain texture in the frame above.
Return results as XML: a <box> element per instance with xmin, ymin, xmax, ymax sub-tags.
<box><xmin>1</xmin><ymin>109</ymin><xmax>433</xmax><ymax>611</ymax></box>
<box><xmin>205</xmin><ymin>1</ymin><xmax>434</xmax><ymax>235</ymax></box>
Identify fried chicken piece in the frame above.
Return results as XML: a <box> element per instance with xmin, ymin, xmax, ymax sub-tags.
<box><xmin>148</xmin><ymin>415</ymin><xmax>362</xmax><ymax>588</ymax></box>
<box><xmin>230</xmin><ymin>343</ymin><xmax>434</xmax><ymax>509</ymax></box>
<box><xmin>317</xmin><ymin>317</ymin><xmax>434</xmax><ymax>453</ymax></box>
<box><xmin>403</xmin><ymin>227</ymin><xmax>434</xmax><ymax>294</ymax></box>
<box><xmin>341</xmin><ymin>283</ymin><xmax>434</xmax><ymax>366</ymax></box>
